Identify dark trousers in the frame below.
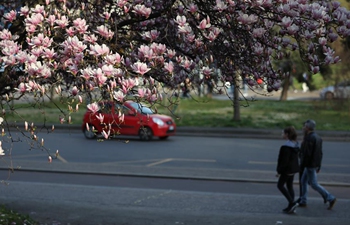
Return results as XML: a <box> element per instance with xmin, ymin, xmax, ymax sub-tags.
<box><xmin>277</xmin><ymin>174</ymin><xmax>295</xmax><ymax>204</ymax></box>
<box><xmin>297</xmin><ymin>167</ymin><xmax>304</xmax><ymax>202</ymax></box>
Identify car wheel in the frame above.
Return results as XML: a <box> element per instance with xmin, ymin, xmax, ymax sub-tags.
<box><xmin>84</xmin><ymin>124</ymin><xmax>96</xmax><ymax>139</ymax></box>
<box><xmin>325</xmin><ymin>92</ymin><xmax>334</xmax><ymax>100</ymax></box>
<box><xmin>139</xmin><ymin>127</ymin><xmax>153</xmax><ymax>141</ymax></box>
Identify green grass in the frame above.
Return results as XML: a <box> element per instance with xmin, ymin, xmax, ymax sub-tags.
<box><xmin>0</xmin><ymin>205</ymin><xmax>38</xmax><ymax>225</ymax></box>
<box><xmin>3</xmin><ymin>96</ymin><xmax>349</xmax><ymax>131</ymax></box>
<box><xmin>159</xmin><ymin>97</ymin><xmax>350</xmax><ymax>131</ymax></box>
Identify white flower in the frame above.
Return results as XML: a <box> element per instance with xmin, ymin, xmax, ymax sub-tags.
<box><xmin>0</xmin><ymin>117</ymin><xmax>3</xmax><ymax>125</ymax></box>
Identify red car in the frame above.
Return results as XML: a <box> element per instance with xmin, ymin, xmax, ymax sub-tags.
<box><xmin>82</xmin><ymin>101</ymin><xmax>176</xmax><ymax>141</ymax></box>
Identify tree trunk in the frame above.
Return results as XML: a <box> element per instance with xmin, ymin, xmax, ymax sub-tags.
<box><xmin>279</xmin><ymin>76</ymin><xmax>290</xmax><ymax>101</ymax></box>
<box><xmin>233</xmin><ymin>79</ymin><xmax>241</xmax><ymax>121</ymax></box>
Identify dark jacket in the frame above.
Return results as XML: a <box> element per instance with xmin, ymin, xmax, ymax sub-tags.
<box><xmin>300</xmin><ymin>132</ymin><xmax>323</xmax><ymax>169</ymax></box>
<box><xmin>276</xmin><ymin>145</ymin><xmax>300</xmax><ymax>175</ymax></box>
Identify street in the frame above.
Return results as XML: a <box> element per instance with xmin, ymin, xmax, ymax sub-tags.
<box><xmin>0</xmin><ymin>132</ymin><xmax>350</xmax><ymax>224</ymax></box>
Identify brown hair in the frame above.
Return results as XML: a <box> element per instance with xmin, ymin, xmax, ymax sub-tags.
<box><xmin>284</xmin><ymin>126</ymin><xmax>297</xmax><ymax>141</ymax></box>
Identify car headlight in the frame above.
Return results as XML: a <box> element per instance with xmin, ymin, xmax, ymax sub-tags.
<box><xmin>152</xmin><ymin>117</ymin><xmax>165</xmax><ymax>126</ymax></box>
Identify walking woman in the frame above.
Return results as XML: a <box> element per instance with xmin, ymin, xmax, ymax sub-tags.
<box><xmin>276</xmin><ymin>126</ymin><xmax>300</xmax><ymax>213</ymax></box>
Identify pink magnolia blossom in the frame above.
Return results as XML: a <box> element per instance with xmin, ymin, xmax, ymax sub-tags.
<box><xmin>164</xmin><ymin>61</ymin><xmax>174</xmax><ymax>73</ymax></box>
<box><xmin>138</xmin><ymin>45</ymin><xmax>154</xmax><ymax>60</ymax></box>
<box><xmin>46</xmin><ymin>15</ymin><xmax>56</xmax><ymax>26</ymax></box>
<box><xmin>166</xmin><ymin>49</ymin><xmax>176</xmax><ymax>58</ymax></box>
<box><xmin>113</xmin><ymin>90</ymin><xmax>126</xmax><ymax>102</ymax></box>
<box><xmin>178</xmin><ymin>25</ymin><xmax>192</xmax><ymax>35</ymax></box>
<box><xmin>131</xmin><ymin>62</ymin><xmax>151</xmax><ymax>75</ymax></box>
<box><xmin>102</xmin><ymin>130</ymin><xmax>110</xmax><ymax>139</ymax></box>
<box><xmin>0</xmin><ymin>29</ymin><xmax>13</xmax><ymax>40</ymax></box>
<box><xmin>215</xmin><ymin>0</ymin><xmax>228</xmax><ymax>12</ymax></box>
<box><xmin>83</xmin><ymin>34</ymin><xmax>98</xmax><ymax>44</ymax></box>
<box><xmin>198</xmin><ymin>16</ymin><xmax>211</xmax><ymax>30</ymax></box>
<box><xmin>187</xmin><ymin>3</ymin><xmax>198</xmax><ymax>14</ymax></box>
<box><xmin>25</xmin><ymin>13</ymin><xmax>44</xmax><ymax>27</ymax></box>
<box><xmin>201</xmin><ymin>67</ymin><xmax>212</xmax><ymax>76</ymax></box>
<box><xmin>87</xmin><ymin>102</ymin><xmax>100</xmax><ymax>114</ymax></box>
<box><xmin>175</xmin><ymin>15</ymin><xmax>188</xmax><ymax>26</ymax></box>
<box><xmin>237</xmin><ymin>13</ymin><xmax>258</xmax><ymax>25</ymax></box>
<box><xmin>71</xmin><ymin>86</ymin><xmax>79</xmax><ymax>96</ymax></box>
<box><xmin>31</xmin><ymin>4</ymin><xmax>45</xmax><ymax>14</ymax></box>
<box><xmin>96</xmin><ymin>113</ymin><xmax>104</xmax><ymax>123</ymax></box>
<box><xmin>19</xmin><ymin>6</ymin><xmax>29</xmax><ymax>16</ymax></box>
<box><xmin>102</xmin><ymin>64</ymin><xmax>114</xmax><ymax>76</ymax></box>
<box><xmin>104</xmin><ymin>53</ymin><xmax>123</xmax><ymax>65</ymax></box>
<box><xmin>16</xmin><ymin>83</ymin><xmax>29</xmax><ymax>94</ymax></box>
<box><xmin>4</xmin><ymin>10</ymin><xmax>17</xmax><ymax>22</ymax></box>
<box><xmin>95</xmin><ymin>25</ymin><xmax>114</xmax><ymax>39</ymax></box>
<box><xmin>73</xmin><ymin>18</ymin><xmax>89</xmax><ymax>34</ymax></box>
<box><xmin>142</xmin><ymin>30</ymin><xmax>160</xmax><ymax>42</ymax></box>
<box><xmin>132</xmin><ymin>4</ymin><xmax>152</xmax><ymax>18</ymax></box>
<box><xmin>55</xmin><ymin>15</ymin><xmax>69</xmax><ymax>29</ymax></box>
<box><xmin>94</xmin><ymin>68</ymin><xmax>108</xmax><ymax>86</ymax></box>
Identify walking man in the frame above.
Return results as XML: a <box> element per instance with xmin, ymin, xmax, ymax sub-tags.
<box><xmin>299</xmin><ymin>119</ymin><xmax>337</xmax><ymax>209</ymax></box>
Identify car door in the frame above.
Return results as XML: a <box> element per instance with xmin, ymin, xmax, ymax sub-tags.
<box><xmin>98</xmin><ymin>102</ymin><xmax>114</xmax><ymax>132</ymax></box>
<box><xmin>113</xmin><ymin>103</ymin><xmax>140</xmax><ymax>135</ymax></box>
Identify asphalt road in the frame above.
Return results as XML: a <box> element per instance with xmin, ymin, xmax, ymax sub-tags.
<box><xmin>1</xmin><ymin>133</ymin><xmax>350</xmax><ymax>224</ymax></box>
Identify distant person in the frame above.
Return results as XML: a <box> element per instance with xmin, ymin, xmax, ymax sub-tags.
<box><xmin>182</xmin><ymin>76</ymin><xmax>191</xmax><ymax>98</ymax></box>
<box><xmin>298</xmin><ymin>119</ymin><xmax>337</xmax><ymax>209</ymax></box>
<box><xmin>276</xmin><ymin>126</ymin><xmax>300</xmax><ymax>214</ymax></box>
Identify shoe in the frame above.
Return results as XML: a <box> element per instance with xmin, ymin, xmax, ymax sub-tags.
<box><xmin>328</xmin><ymin>198</ymin><xmax>337</xmax><ymax>210</ymax></box>
<box><xmin>282</xmin><ymin>206</ymin><xmax>289</xmax><ymax>212</ymax></box>
<box><xmin>287</xmin><ymin>202</ymin><xmax>299</xmax><ymax>214</ymax></box>
<box><xmin>323</xmin><ymin>197</ymin><xmax>327</xmax><ymax>204</ymax></box>
<box><xmin>298</xmin><ymin>203</ymin><xmax>307</xmax><ymax>207</ymax></box>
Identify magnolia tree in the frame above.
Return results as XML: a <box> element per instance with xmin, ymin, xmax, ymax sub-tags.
<box><xmin>1</xmin><ymin>0</ymin><xmax>350</xmax><ymax>162</ymax></box>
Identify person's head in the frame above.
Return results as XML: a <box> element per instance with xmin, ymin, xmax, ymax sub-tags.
<box><xmin>303</xmin><ymin>119</ymin><xmax>316</xmax><ymax>134</ymax></box>
<box><xmin>283</xmin><ymin>126</ymin><xmax>297</xmax><ymax>141</ymax></box>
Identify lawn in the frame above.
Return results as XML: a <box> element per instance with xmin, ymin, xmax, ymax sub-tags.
<box><xmin>2</xmin><ymin>95</ymin><xmax>350</xmax><ymax>131</ymax></box>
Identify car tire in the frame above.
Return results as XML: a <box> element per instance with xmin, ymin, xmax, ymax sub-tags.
<box><xmin>325</xmin><ymin>92</ymin><xmax>334</xmax><ymax>100</ymax></box>
<box><xmin>83</xmin><ymin>124</ymin><xmax>97</xmax><ymax>139</ymax></box>
<box><xmin>139</xmin><ymin>127</ymin><xmax>153</xmax><ymax>141</ymax></box>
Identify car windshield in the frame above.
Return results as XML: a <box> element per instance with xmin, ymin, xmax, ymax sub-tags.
<box><xmin>129</xmin><ymin>102</ymin><xmax>154</xmax><ymax>115</ymax></box>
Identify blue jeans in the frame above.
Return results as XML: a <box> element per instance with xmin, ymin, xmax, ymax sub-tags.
<box><xmin>300</xmin><ymin>167</ymin><xmax>335</xmax><ymax>204</ymax></box>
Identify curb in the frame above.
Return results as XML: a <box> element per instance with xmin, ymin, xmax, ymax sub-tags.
<box><xmin>25</xmin><ymin>124</ymin><xmax>350</xmax><ymax>142</ymax></box>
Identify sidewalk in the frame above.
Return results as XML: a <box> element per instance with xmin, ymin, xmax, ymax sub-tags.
<box><xmin>213</xmin><ymin>88</ymin><xmax>321</xmax><ymax>101</ymax></box>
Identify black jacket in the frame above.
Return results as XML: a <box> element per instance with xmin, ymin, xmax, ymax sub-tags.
<box><xmin>300</xmin><ymin>132</ymin><xmax>323</xmax><ymax>169</ymax></box>
<box><xmin>276</xmin><ymin>145</ymin><xmax>300</xmax><ymax>175</ymax></box>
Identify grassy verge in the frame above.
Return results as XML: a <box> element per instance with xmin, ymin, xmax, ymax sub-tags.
<box><xmin>0</xmin><ymin>205</ymin><xmax>38</xmax><ymax>225</ymax></box>
<box><xmin>2</xmin><ymin>96</ymin><xmax>350</xmax><ymax>131</ymax></box>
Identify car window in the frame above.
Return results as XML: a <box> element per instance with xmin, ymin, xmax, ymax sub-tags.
<box><xmin>98</xmin><ymin>102</ymin><xmax>113</xmax><ymax>113</ymax></box>
<box><xmin>115</xmin><ymin>103</ymin><xmax>129</xmax><ymax>115</ymax></box>
<box><xmin>129</xmin><ymin>102</ymin><xmax>154</xmax><ymax>115</ymax></box>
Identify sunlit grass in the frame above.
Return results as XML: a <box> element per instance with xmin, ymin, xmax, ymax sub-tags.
<box><xmin>2</xmin><ymin>96</ymin><xmax>350</xmax><ymax>131</ymax></box>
